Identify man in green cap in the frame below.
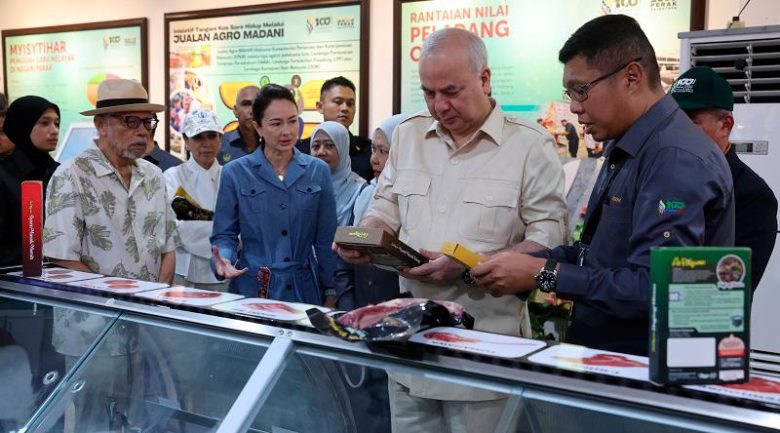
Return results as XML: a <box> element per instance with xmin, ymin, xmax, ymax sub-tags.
<box><xmin>671</xmin><ymin>66</ymin><xmax>777</xmax><ymax>289</ymax></box>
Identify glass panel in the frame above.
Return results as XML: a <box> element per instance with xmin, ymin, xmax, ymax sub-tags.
<box><xmin>0</xmin><ymin>295</ymin><xmax>117</xmax><ymax>433</ymax></box>
<box><xmin>247</xmin><ymin>352</ymin><xmax>520</xmax><ymax>433</ymax></box>
<box><xmin>30</xmin><ymin>316</ymin><xmax>269</xmax><ymax>433</ymax></box>
<box><xmin>519</xmin><ymin>393</ymin><xmax>753</xmax><ymax>433</ymax></box>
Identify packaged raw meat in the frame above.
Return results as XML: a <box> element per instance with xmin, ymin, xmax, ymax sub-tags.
<box><xmin>308</xmin><ymin>297</ymin><xmax>473</xmax><ymax>342</ymax></box>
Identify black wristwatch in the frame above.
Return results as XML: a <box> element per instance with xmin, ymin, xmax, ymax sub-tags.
<box><xmin>462</xmin><ymin>269</ymin><xmax>476</xmax><ymax>287</ymax></box>
<box><xmin>534</xmin><ymin>259</ymin><xmax>558</xmax><ymax>293</ymax></box>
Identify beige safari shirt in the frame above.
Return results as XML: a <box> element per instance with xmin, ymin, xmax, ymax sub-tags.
<box><xmin>365</xmin><ymin>105</ymin><xmax>567</xmax><ymax>400</ymax></box>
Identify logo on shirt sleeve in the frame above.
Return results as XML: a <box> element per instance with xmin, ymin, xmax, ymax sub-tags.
<box><xmin>658</xmin><ymin>199</ymin><xmax>686</xmax><ymax>216</ymax></box>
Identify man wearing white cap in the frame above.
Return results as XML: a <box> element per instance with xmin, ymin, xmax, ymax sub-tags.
<box><xmin>44</xmin><ymin>78</ymin><xmax>178</xmax><ymax>283</ymax></box>
<box><xmin>164</xmin><ymin>109</ymin><xmax>228</xmax><ymax>290</ymax></box>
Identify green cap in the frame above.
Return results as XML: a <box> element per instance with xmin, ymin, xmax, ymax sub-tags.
<box><xmin>670</xmin><ymin>66</ymin><xmax>734</xmax><ymax>111</ymax></box>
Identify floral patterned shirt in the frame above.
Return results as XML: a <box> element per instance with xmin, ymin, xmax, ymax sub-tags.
<box><xmin>44</xmin><ymin>145</ymin><xmax>179</xmax><ymax>356</ymax></box>
<box><xmin>43</xmin><ymin>145</ymin><xmax>179</xmax><ymax>280</ymax></box>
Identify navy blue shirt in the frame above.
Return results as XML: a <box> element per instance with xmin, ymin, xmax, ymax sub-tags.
<box><xmin>542</xmin><ymin>95</ymin><xmax>735</xmax><ymax>355</ymax></box>
<box><xmin>217</xmin><ymin>129</ymin><xmax>257</xmax><ymax>165</ymax></box>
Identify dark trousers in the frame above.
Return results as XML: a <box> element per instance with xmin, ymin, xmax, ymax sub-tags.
<box><xmin>568</xmin><ymin>139</ymin><xmax>579</xmax><ymax>158</ymax></box>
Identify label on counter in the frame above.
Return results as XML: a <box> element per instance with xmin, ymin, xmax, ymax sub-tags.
<box><xmin>68</xmin><ymin>277</ymin><xmax>169</xmax><ymax>294</ymax></box>
<box><xmin>686</xmin><ymin>374</ymin><xmax>780</xmax><ymax>405</ymax></box>
<box><xmin>9</xmin><ymin>268</ymin><xmax>103</xmax><ymax>283</ymax></box>
<box><xmin>134</xmin><ymin>286</ymin><xmax>243</xmax><ymax>306</ymax></box>
<box><xmin>528</xmin><ymin>344</ymin><xmax>649</xmax><ymax>381</ymax></box>
<box><xmin>650</xmin><ymin>247</ymin><xmax>751</xmax><ymax>385</ymax></box>
<box><xmin>213</xmin><ymin>298</ymin><xmax>329</xmax><ymax>322</ymax></box>
<box><xmin>409</xmin><ymin>327</ymin><xmax>547</xmax><ymax>359</ymax></box>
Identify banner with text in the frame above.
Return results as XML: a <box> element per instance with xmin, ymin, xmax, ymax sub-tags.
<box><xmin>167</xmin><ymin>4</ymin><xmax>362</xmax><ymax>157</ymax></box>
<box><xmin>3</xmin><ymin>24</ymin><xmax>144</xmax><ymax>160</ymax></box>
<box><xmin>399</xmin><ymin>0</ymin><xmax>690</xmax><ymax>151</ymax></box>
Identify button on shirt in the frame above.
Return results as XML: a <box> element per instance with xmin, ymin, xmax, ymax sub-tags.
<box><xmin>541</xmin><ymin>95</ymin><xmax>735</xmax><ymax>356</ymax></box>
<box><xmin>365</xmin><ymin>105</ymin><xmax>567</xmax><ymax>400</ymax></box>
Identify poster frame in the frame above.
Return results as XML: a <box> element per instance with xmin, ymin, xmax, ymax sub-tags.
<box><xmin>164</xmin><ymin>0</ymin><xmax>370</xmax><ymax>151</ymax></box>
<box><xmin>2</xmin><ymin>18</ymin><xmax>149</xmax><ymax>104</ymax></box>
<box><xmin>392</xmin><ymin>0</ymin><xmax>706</xmax><ymax>113</ymax></box>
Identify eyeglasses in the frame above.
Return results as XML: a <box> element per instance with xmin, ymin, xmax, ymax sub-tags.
<box><xmin>564</xmin><ymin>57</ymin><xmax>643</xmax><ymax>103</ymax></box>
<box><xmin>111</xmin><ymin>115</ymin><xmax>159</xmax><ymax>131</ymax></box>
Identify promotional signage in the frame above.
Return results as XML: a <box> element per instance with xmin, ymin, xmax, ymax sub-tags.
<box><xmin>166</xmin><ymin>1</ymin><xmax>368</xmax><ymax>158</ymax></box>
<box><xmin>3</xmin><ymin>19</ymin><xmax>147</xmax><ymax>161</ymax></box>
<box><xmin>395</xmin><ymin>0</ymin><xmax>697</xmax><ymax>126</ymax></box>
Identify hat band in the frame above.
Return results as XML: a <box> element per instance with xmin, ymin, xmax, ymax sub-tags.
<box><xmin>96</xmin><ymin>97</ymin><xmax>149</xmax><ymax>109</ymax></box>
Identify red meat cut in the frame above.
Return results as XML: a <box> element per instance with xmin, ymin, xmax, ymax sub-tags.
<box><xmin>337</xmin><ymin>298</ymin><xmax>464</xmax><ymax>329</ymax></box>
<box><xmin>246</xmin><ymin>302</ymin><xmax>300</xmax><ymax>314</ymax></box>
<box><xmin>161</xmin><ymin>290</ymin><xmax>221</xmax><ymax>299</ymax></box>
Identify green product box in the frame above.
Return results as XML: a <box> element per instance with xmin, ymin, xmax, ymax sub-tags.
<box><xmin>650</xmin><ymin>247</ymin><xmax>751</xmax><ymax>385</ymax></box>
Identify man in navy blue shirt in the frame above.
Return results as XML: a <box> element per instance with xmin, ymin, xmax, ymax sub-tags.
<box><xmin>473</xmin><ymin>15</ymin><xmax>735</xmax><ymax>356</ymax></box>
<box><xmin>671</xmin><ymin>66</ymin><xmax>777</xmax><ymax>290</ymax></box>
<box><xmin>217</xmin><ymin>85</ymin><xmax>260</xmax><ymax>165</ymax></box>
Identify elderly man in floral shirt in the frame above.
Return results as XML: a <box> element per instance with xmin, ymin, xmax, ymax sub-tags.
<box><xmin>43</xmin><ymin>79</ymin><xmax>178</xmax><ymax>431</ymax></box>
<box><xmin>44</xmin><ymin>79</ymin><xmax>178</xmax><ymax>281</ymax></box>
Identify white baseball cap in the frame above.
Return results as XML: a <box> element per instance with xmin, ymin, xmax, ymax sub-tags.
<box><xmin>182</xmin><ymin>109</ymin><xmax>222</xmax><ymax>138</ymax></box>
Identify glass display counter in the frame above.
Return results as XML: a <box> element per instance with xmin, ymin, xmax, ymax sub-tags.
<box><xmin>0</xmin><ymin>274</ymin><xmax>778</xmax><ymax>433</ymax></box>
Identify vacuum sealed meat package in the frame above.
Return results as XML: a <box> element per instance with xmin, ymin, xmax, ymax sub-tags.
<box><xmin>307</xmin><ymin>297</ymin><xmax>473</xmax><ymax>342</ymax></box>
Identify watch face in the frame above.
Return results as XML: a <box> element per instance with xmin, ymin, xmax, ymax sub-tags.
<box><xmin>536</xmin><ymin>270</ymin><xmax>557</xmax><ymax>292</ymax></box>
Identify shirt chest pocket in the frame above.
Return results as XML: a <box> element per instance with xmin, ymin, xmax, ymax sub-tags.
<box><xmin>240</xmin><ymin>186</ymin><xmax>268</xmax><ymax>214</ymax></box>
<box><xmin>459</xmin><ymin>183</ymin><xmax>519</xmax><ymax>244</ymax></box>
<box><xmin>392</xmin><ymin>172</ymin><xmax>431</xmax><ymax>230</ymax></box>
<box><xmin>595</xmin><ymin>204</ymin><xmax>632</xmax><ymax>259</ymax></box>
<box><xmin>296</xmin><ymin>183</ymin><xmax>322</xmax><ymax>214</ymax></box>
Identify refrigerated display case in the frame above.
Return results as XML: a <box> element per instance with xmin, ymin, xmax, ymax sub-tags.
<box><xmin>0</xmin><ymin>273</ymin><xmax>778</xmax><ymax>433</ymax></box>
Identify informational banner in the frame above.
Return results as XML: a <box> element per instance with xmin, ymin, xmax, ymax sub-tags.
<box><xmin>2</xmin><ymin>19</ymin><xmax>147</xmax><ymax>161</ymax></box>
<box><xmin>166</xmin><ymin>1</ymin><xmax>367</xmax><ymax>158</ymax></box>
<box><xmin>397</xmin><ymin>0</ymin><xmax>694</xmax><ymax>157</ymax></box>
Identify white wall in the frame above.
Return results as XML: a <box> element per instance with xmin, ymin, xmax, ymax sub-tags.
<box><xmin>0</xmin><ymin>0</ymin><xmax>778</xmax><ymax>138</ymax></box>
<box><xmin>707</xmin><ymin>0</ymin><xmax>780</xmax><ymax>29</ymax></box>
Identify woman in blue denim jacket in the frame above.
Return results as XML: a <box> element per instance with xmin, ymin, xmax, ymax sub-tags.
<box><xmin>211</xmin><ymin>84</ymin><xmax>338</xmax><ymax>307</ymax></box>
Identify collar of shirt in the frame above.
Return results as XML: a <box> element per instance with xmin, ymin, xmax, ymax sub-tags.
<box><xmin>86</xmin><ymin>146</ymin><xmax>146</xmax><ymax>193</ymax></box>
<box><xmin>425</xmin><ymin>101</ymin><xmax>504</xmax><ymax>150</ymax></box>
<box><xmin>246</xmin><ymin>146</ymin><xmax>312</xmax><ymax>189</ymax></box>
<box><xmin>612</xmin><ymin>94</ymin><xmax>679</xmax><ymax>158</ymax></box>
<box><xmin>184</xmin><ymin>157</ymin><xmax>220</xmax><ymax>181</ymax></box>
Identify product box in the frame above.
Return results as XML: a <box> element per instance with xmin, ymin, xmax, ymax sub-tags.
<box><xmin>440</xmin><ymin>241</ymin><xmax>483</xmax><ymax>269</ymax></box>
<box><xmin>649</xmin><ymin>247</ymin><xmax>751</xmax><ymax>385</ymax></box>
<box><xmin>21</xmin><ymin>181</ymin><xmax>43</xmax><ymax>277</ymax></box>
<box><xmin>334</xmin><ymin>226</ymin><xmax>428</xmax><ymax>269</ymax></box>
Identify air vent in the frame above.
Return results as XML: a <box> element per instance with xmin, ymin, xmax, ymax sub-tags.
<box><xmin>691</xmin><ymin>38</ymin><xmax>780</xmax><ymax>104</ymax></box>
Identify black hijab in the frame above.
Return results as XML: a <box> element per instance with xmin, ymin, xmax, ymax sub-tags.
<box><xmin>2</xmin><ymin>96</ymin><xmax>60</xmax><ymax>177</ymax></box>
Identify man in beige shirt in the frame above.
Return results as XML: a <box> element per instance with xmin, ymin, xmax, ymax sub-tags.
<box><xmin>337</xmin><ymin>28</ymin><xmax>567</xmax><ymax>433</ymax></box>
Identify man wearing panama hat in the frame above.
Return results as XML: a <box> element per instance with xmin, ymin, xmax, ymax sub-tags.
<box><xmin>671</xmin><ymin>66</ymin><xmax>777</xmax><ymax>288</ymax></box>
<box><xmin>44</xmin><ymin>78</ymin><xmax>179</xmax><ymax>284</ymax></box>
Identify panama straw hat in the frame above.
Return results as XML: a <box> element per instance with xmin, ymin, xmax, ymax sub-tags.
<box><xmin>80</xmin><ymin>78</ymin><xmax>166</xmax><ymax>116</ymax></box>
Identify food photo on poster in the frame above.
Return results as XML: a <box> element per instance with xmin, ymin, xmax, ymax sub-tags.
<box><xmin>166</xmin><ymin>3</ymin><xmax>364</xmax><ymax>158</ymax></box>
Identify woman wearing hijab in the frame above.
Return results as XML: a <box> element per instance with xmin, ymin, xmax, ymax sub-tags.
<box><xmin>352</xmin><ymin>114</ymin><xmax>408</xmax><ymax>224</ymax></box>
<box><xmin>0</xmin><ymin>96</ymin><xmax>60</xmax><ymax>266</ymax></box>
<box><xmin>333</xmin><ymin>114</ymin><xmax>407</xmax><ymax>311</ymax></box>
<box><xmin>310</xmin><ymin>121</ymin><xmax>366</xmax><ymax>226</ymax></box>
